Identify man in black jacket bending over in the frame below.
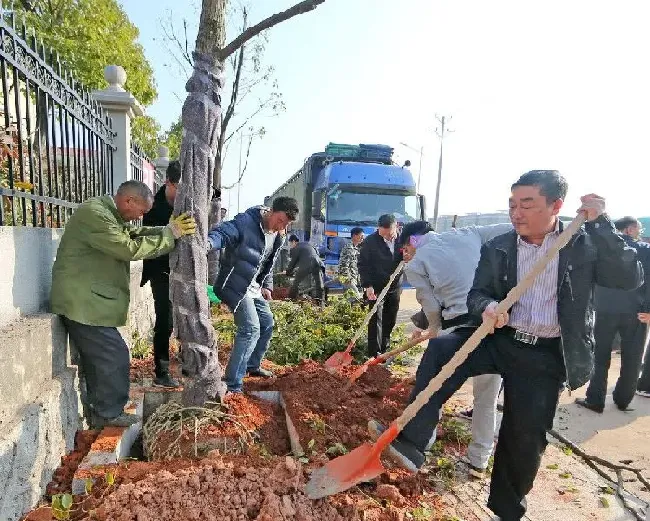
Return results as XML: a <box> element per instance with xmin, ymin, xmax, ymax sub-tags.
<box><xmin>285</xmin><ymin>235</ymin><xmax>325</xmax><ymax>306</ymax></box>
<box><xmin>369</xmin><ymin>171</ymin><xmax>642</xmax><ymax>521</ymax></box>
<box><xmin>359</xmin><ymin>214</ymin><xmax>403</xmax><ymax>357</ymax></box>
<box><xmin>140</xmin><ymin>160</ymin><xmax>182</xmax><ymax>388</ymax></box>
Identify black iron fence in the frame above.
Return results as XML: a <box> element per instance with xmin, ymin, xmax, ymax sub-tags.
<box><xmin>0</xmin><ymin>8</ymin><xmax>115</xmax><ymax>228</ymax></box>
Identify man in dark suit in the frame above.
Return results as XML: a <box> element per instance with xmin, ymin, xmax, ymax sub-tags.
<box><xmin>140</xmin><ymin>161</ymin><xmax>182</xmax><ymax>388</ymax></box>
<box><xmin>577</xmin><ymin>216</ymin><xmax>650</xmax><ymax>410</ymax></box>
<box><xmin>358</xmin><ymin>214</ymin><xmax>403</xmax><ymax>357</ymax></box>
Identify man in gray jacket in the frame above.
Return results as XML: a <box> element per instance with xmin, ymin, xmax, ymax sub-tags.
<box><xmin>381</xmin><ymin>219</ymin><xmax>512</xmax><ymax>478</ymax></box>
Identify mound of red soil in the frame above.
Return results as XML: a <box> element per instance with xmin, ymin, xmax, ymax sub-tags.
<box><xmin>84</xmin><ymin>457</ymin><xmax>346</xmax><ymax>521</ymax></box>
<box><xmin>246</xmin><ymin>361</ymin><xmax>413</xmax><ymax>454</ymax></box>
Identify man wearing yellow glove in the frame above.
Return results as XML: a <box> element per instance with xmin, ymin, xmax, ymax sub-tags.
<box><xmin>51</xmin><ymin>180</ymin><xmax>196</xmax><ymax>428</ymax></box>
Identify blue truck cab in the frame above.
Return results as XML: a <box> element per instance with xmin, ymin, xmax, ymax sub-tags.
<box><xmin>266</xmin><ymin>143</ymin><xmax>426</xmax><ymax>289</ymax></box>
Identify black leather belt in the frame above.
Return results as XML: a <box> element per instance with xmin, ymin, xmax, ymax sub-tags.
<box><xmin>499</xmin><ymin>326</ymin><xmax>560</xmax><ymax>347</ymax></box>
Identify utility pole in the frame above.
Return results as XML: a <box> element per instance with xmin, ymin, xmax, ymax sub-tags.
<box><xmin>432</xmin><ymin>114</ymin><xmax>453</xmax><ymax>230</ymax></box>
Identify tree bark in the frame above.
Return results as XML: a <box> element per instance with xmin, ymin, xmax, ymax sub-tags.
<box><xmin>170</xmin><ymin>0</ymin><xmax>228</xmax><ymax>406</ymax></box>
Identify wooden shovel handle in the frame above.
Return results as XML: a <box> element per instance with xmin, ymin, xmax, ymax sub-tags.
<box><xmin>346</xmin><ymin>261</ymin><xmax>405</xmax><ymax>351</ymax></box>
<box><xmin>395</xmin><ymin>215</ymin><xmax>586</xmax><ymax>431</ymax></box>
<box><xmin>375</xmin><ymin>330</ymin><xmax>436</xmax><ymax>363</ymax></box>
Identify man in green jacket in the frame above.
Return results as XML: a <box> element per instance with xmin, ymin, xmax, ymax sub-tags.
<box><xmin>51</xmin><ymin>180</ymin><xmax>196</xmax><ymax>428</ymax></box>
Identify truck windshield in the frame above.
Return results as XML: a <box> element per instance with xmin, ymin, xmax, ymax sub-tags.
<box><xmin>327</xmin><ymin>191</ymin><xmax>418</xmax><ymax>225</ymax></box>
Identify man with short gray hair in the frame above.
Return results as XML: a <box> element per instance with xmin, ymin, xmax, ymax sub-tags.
<box><xmin>51</xmin><ymin>180</ymin><xmax>196</xmax><ymax>428</ymax></box>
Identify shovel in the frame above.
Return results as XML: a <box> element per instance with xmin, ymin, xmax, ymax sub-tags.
<box><xmin>306</xmin><ymin>214</ymin><xmax>586</xmax><ymax>499</ymax></box>
<box><xmin>345</xmin><ymin>331</ymin><xmax>436</xmax><ymax>387</ymax></box>
<box><xmin>324</xmin><ymin>261</ymin><xmax>405</xmax><ymax>370</ymax></box>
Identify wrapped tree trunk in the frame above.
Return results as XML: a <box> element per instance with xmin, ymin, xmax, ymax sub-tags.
<box><xmin>171</xmin><ymin>0</ymin><xmax>327</xmax><ymax>406</ymax></box>
<box><xmin>170</xmin><ymin>0</ymin><xmax>227</xmax><ymax>405</ymax></box>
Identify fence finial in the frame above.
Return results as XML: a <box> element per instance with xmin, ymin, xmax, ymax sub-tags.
<box><xmin>103</xmin><ymin>65</ymin><xmax>127</xmax><ymax>92</ymax></box>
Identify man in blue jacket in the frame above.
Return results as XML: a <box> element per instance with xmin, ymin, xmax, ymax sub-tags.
<box><xmin>207</xmin><ymin>197</ymin><xmax>299</xmax><ymax>393</ymax></box>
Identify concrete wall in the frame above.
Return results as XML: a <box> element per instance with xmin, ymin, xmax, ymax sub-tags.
<box><xmin>0</xmin><ymin>227</ymin><xmax>64</xmax><ymax>329</ymax></box>
<box><xmin>0</xmin><ymin>316</ymin><xmax>81</xmax><ymax>521</ymax></box>
<box><xmin>0</xmin><ymin>226</ymin><xmax>155</xmax><ymax>337</ymax></box>
<box><xmin>0</xmin><ymin>226</ymin><xmax>157</xmax><ymax>520</ymax></box>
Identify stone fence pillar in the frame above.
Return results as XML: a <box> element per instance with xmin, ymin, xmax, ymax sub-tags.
<box><xmin>92</xmin><ymin>65</ymin><xmax>144</xmax><ymax>193</ymax></box>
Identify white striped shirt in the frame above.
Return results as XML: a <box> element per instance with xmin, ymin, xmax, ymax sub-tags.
<box><xmin>508</xmin><ymin>223</ymin><xmax>561</xmax><ymax>338</ymax></box>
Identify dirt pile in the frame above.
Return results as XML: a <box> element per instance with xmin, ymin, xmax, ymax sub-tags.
<box><xmin>46</xmin><ymin>430</ymin><xmax>99</xmax><ymax>497</ymax></box>
<box><xmin>247</xmin><ymin>360</ymin><xmax>413</xmax><ymax>454</ymax></box>
<box><xmin>84</xmin><ymin>457</ymin><xmax>347</xmax><ymax>521</ymax></box>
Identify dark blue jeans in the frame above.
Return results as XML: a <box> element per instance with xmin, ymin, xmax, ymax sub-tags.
<box><xmin>586</xmin><ymin>312</ymin><xmax>647</xmax><ymax>408</ymax></box>
<box><xmin>400</xmin><ymin>328</ymin><xmax>565</xmax><ymax>521</ymax></box>
<box><xmin>223</xmin><ymin>294</ymin><xmax>274</xmax><ymax>392</ymax></box>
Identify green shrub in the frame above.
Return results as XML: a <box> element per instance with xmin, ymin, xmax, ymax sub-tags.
<box><xmin>212</xmin><ymin>296</ymin><xmax>407</xmax><ymax>366</ymax></box>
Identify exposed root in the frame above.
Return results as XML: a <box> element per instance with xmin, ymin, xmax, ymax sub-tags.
<box><xmin>142</xmin><ymin>401</ymin><xmax>255</xmax><ymax>461</ymax></box>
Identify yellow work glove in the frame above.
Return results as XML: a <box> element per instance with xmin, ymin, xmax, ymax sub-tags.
<box><xmin>168</xmin><ymin>212</ymin><xmax>197</xmax><ymax>238</ymax></box>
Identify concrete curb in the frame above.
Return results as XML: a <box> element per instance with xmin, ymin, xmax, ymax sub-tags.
<box><xmin>70</xmin><ymin>398</ymin><xmax>143</xmax><ymax>494</ymax></box>
<box><xmin>250</xmin><ymin>390</ymin><xmax>304</xmax><ymax>457</ymax></box>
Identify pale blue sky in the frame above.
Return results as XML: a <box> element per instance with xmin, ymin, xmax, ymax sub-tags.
<box><xmin>120</xmin><ymin>0</ymin><xmax>650</xmax><ymax>219</ymax></box>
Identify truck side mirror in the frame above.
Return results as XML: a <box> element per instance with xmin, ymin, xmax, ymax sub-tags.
<box><xmin>417</xmin><ymin>194</ymin><xmax>427</xmax><ymax>221</ymax></box>
<box><xmin>312</xmin><ymin>191</ymin><xmax>324</xmax><ymax>219</ymax></box>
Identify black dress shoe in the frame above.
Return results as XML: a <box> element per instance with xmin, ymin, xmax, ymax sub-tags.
<box><xmin>575</xmin><ymin>398</ymin><xmax>604</xmax><ymax>413</ymax></box>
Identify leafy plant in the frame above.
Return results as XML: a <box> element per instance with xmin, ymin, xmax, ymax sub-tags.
<box><xmin>130</xmin><ymin>330</ymin><xmax>151</xmax><ymax>359</ymax></box>
<box><xmin>439</xmin><ymin>417</ymin><xmax>472</xmax><ymax>446</ymax></box>
<box><xmin>51</xmin><ymin>493</ymin><xmax>73</xmax><ymax>520</ymax></box>
<box><xmin>430</xmin><ymin>456</ymin><xmax>456</xmax><ymax>488</ymax></box>
<box><xmin>325</xmin><ymin>442</ymin><xmax>348</xmax><ymax>456</ymax></box>
<box><xmin>600</xmin><ymin>485</ymin><xmax>615</xmax><ymax>495</ymax></box>
<box><xmin>212</xmin><ymin>296</ymin><xmax>408</xmax><ymax>366</ymax></box>
<box><xmin>305</xmin><ymin>413</ymin><xmax>327</xmax><ymax>434</ymax></box>
<box><xmin>407</xmin><ymin>502</ymin><xmax>434</xmax><ymax>520</ymax></box>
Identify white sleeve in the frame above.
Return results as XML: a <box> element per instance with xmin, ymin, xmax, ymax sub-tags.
<box><xmin>405</xmin><ymin>260</ymin><xmax>442</xmax><ymax>332</ymax></box>
<box><xmin>470</xmin><ymin>223</ymin><xmax>514</xmax><ymax>244</ymax></box>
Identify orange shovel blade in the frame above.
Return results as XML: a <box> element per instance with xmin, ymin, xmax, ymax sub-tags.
<box><xmin>305</xmin><ymin>442</ymin><xmax>386</xmax><ymax>499</ymax></box>
<box><xmin>324</xmin><ymin>350</ymin><xmax>354</xmax><ymax>370</ymax></box>
<box><xmin>347</xmin><ymin>356</ymin><xmax>383</xmax><ymax>385</ymax></box>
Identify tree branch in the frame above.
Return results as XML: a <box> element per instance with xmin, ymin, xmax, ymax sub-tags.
<box><xmin>218</xmin><ymin>0</ymin><xmax>326</xmax><ymax>60</ymax></box>
<box><xmin>221</xmin><ymin>10</ymin><xmax>247</xmax><ymax>138</ymax></box>
<box><xmin>223</xmin><ymin>133</ymin><xmax>254</xmax><ymax>189</ymax></box>
<box><xmin>547</xmin><ymin>429</ymin><xmax>648</xmax><ymax>520</ymax></box>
